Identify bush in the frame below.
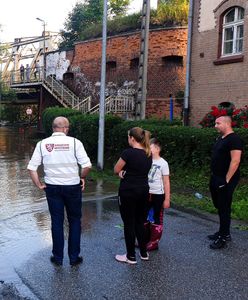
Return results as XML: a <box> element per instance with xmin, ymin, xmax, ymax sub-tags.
<box><xmin>109</xmin><ymin>123</ymin><xmax>248</xmax><ymax>177</ymax></box>
<box><xmin>200</xmin><ymin>104</ymin><xmax>248</xmax><ymax>129</ymax></box>
<box><xmin>108</xmin><ymin>123</ymin><xmax>217</xmax><ymax>167</ymax></box>
<box><xmin>69</xmin><ymin>113</ymin><xmax>123</xmax><ymax>158</ymax></box>
<box><xmin>154</xmin><ymin>0</ymin><xmax>189</xmax><ymax>25</ymax></box>
<box><xmin>80</xmin><ymin>13</ymin><xmax>142</xmax><ymax>40</ymax></box>
<box><xmin>42</xmin><ymin>107</ymin><xmax>248</xmax><ymax>176</ymax></box>
<box><xmin>42</xmin><ymin>108</ymin><xmax>123</xmax><ymax>156</ymax></box>
<box><xmin>66</xmin><ymin>5</ymin><xmax>188</xmax><ymax>44</ymax></box>
<box><xmin>42</xmin><ymin>106</ymin><xmax>82</xmax><ymax>135</ymax></box>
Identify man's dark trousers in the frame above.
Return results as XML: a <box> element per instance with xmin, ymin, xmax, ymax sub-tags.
<box><xmin>45</xmin><ymin>184</ymin><xmax>82</xmax><ymax>264</ymax></box>
<box><xmin>210</xmin><ymin>175</ymin><xmax>239</xmax><ymax>237</ymax></box>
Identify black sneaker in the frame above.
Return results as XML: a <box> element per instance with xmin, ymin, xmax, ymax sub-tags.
<box><xmin>50</xmin><ymin>256</ymin><xmax>62</xmax><ymax>266</ymax></box>
<box><xmin>139</xmin><ymin>252</ymin><xmax>149</xmax><ymax>261</ymax></box>
<box><xmin>210</xmin><ymin>237</ymin><xmax>227</xmax><ymax>250</ymax></box>
<box><xmin>207</xmin><ymin>232</ymin><xmax>231</xmax><ymax>241</ymax></box>
<box><xmin>70</xmin><ymin>256</ymin><xmax>83</xmax><ymax>266</ymax></box>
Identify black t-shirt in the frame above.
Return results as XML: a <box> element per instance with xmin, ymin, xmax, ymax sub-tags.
<box><xmin>211</xmin><ymin>133</ymin><xmax>243</xmax><ymax>178</ymax></box>
<box><xmin>119</xmin><ymin>148</ymin><xmax>152</xmax><ymax>190</ymax></box>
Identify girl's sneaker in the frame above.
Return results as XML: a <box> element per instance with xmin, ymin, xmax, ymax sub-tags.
<box><xmin>115</xmin><ymin>254</ymin><xmax>137</xmax><ymax>264</ymax></box>
<box><xmin>139</xmin><ymin>252</ymin><xmax>149</xmax><ymax>261</ymax></box>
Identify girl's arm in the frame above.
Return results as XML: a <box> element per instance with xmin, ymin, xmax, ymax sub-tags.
<box><xmin>163</xmin><ymin>175</ymin><xmax>170</xmax><ymax>208</ymax></box>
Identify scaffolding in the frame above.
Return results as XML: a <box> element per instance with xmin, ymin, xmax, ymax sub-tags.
<box><xmin>0</xmin><ymin>32</ymin><xmax>61</xmax><ymax>83</ymax></box>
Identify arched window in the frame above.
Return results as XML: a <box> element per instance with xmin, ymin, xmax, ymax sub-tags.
<box><xmin>222</xmin><ymin>7</ymin><xmax>244</xmax><ymax>56</ymax></box>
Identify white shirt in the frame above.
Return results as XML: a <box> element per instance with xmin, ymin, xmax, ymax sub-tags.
<box><xmin>148</xmin><ymin>157</ymin><xmax>169</xmax><ymax>194</ymax></box>
<box><xmin>27</xmin><ymin>132</ymin><xmax>92</xmax><ymax>185</ymax></box>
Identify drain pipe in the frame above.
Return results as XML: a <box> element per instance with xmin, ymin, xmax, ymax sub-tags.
<box><xmin>183</xmin><ymin>0</ymin><xmax>194</xmax><ymax>126</ymax></box>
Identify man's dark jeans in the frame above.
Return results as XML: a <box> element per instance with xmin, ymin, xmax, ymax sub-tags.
<box><xmin>210</xmin><ymin>175</ymin><xmax>239</xmax><ymax>237</ymax></box>
<box><xmin>45</xmin><ymin>184</ymin><xmax>82</xmax><ymax>263</ymax></box>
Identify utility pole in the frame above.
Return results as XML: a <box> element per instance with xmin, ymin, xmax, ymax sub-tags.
<box><xmin>0</xmin><ymin>58</ymin><xmax>2</xmax><ymax>121</ymax></box>
<box><xmin>184</xmin><ymin>0</ymin><xmax>194</xmax><ymax>126</ymax></box>
<box><xmin>135</xmin><ymin>0</ymin><xmax>151</xmax><ymax>120</ymax></box>
<box><xmin>97</xmin><ymin>0</ymin><xmax>108</xmax><ymax>170</ymax></box>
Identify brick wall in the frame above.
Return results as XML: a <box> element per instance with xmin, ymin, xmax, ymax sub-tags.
<box><xmin>65</xmin><ymin>27</ymin><xmax>187</xmax><ymax>118</ymax></box>
<box><xmin>190</xmin><ymin>0</ymin><xmax>248</xmax><ymax>126</ymax></box>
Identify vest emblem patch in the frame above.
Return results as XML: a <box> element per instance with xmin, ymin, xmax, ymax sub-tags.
<box><xmin>45</xmin><ymin>144</ymin><xmax>54</xmax><ymax>152</ymax></box>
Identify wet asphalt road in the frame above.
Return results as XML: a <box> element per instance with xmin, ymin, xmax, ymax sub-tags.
<box><xmin>1</xmin><ymin>127</ymin><xmax>247</xmax><ymax>299</ymax></box>
<box><xmin>13</xmin><ymin>199</ymin><xmax>248</xmax><ymax>300</ymax></box>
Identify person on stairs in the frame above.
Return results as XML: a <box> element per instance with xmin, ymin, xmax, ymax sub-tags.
<box><xmin>146</xmin><ymin>138</ymin><xmax>170</xmax><ymax>251</ymax></box>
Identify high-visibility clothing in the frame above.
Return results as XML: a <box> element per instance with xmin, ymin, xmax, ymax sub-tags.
<box><xmin>27</xmin><ymin>132</ymin><xmax>92</xmax><ymax>185</ymax></box>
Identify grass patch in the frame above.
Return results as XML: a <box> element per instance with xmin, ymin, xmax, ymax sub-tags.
<box><xmin>88</xmin><ymin>165</ymin><xmax>120</xmax><ymax>186</ymax></box>
<box><xmin>89</xmin><ymin>165</ymin><xmax>248</xmax><ymax>222</ymax></box>
<box><xmin>171</xmin><ymin>193</ymin><xmax>216</xmax><ymax>214</ymax></box>
<box><xmin>171</xmin><ymin>168</ymin><xmax>248</xmax><ymax>221</ymax></box>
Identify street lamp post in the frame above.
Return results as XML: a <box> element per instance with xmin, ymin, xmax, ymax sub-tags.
<box><xmin>0</xmin><ymin>45</ymin><xmax>3</xmax><ymax>120</ymax></box>
<box><xmin>0</xmin><ymin>59</ymin><xmax>2</xmax><ymax>121</ymax></box>
<box><xmin>97</xmin><ymin>0</ymin><xmax>108</xmax><ymax>170</ymax></box>
<box><xmin>36</xmin><ymin>17</ymin><xmax>46</xmax><ymax>78</ymax></box>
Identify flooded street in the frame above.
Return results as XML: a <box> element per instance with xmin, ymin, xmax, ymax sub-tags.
<box><xmin>1</xmin><ymin>128</ymin><xmax>248</xmax><ymax>300</ymax></box>
<box><xmin>0</xmin><ymin>127</ymin><xmax>117</xmax><ymax>286</ymax></box>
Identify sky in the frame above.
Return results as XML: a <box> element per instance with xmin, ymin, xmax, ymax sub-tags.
<box><xmin>0</xmin><ymin>0</ymin><xmax>151</xmax><ymax>44</ymax></box>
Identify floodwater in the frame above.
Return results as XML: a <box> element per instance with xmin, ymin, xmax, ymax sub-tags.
<box><xmin>0</xmin><ymin>127</ymin><xmax>117</xmax><ymax>285</ymax></box>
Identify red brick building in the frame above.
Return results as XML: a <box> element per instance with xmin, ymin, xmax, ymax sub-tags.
<box><xmin>189</xmin><ymin>0</ymin><xmax>248</xmax><ymax>126</ymax></box>
<box><xmin>64</xmin><ymin>27</ymin><xmax>187</xmax><ymax>118</ymax></box>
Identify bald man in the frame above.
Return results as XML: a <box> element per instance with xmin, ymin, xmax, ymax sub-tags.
<box><xmin>208</xmin><ymin>116</ymin><xmax>243</xmax><ymax>249</ymax></box>
<box><xmin>28</xmin><ymin>116</ymin><xmax>92</xmax><ymax>265</ymax></box>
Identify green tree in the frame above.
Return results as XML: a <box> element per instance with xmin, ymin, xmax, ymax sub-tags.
<box><xmin>60</xmin><ymin>0</ymin><xmax>130</xmax><ymax>49</ymax></box>
<box><xmin>109</xmin><ymin>0</ymin><xmax>130</xmax><ymax>17</ymax></box>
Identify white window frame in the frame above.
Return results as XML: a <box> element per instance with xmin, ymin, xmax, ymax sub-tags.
<box><xmin>221</xmin><ymin>7</ymin><xmax>244</xmax><ymax>57</ymax></box>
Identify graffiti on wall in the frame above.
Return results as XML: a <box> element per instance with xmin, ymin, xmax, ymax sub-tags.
<box><xmin>71</xmin><ymin>66</ymin><xmax>137</xmax><ymax>102</ymax></box>
<box><xmin>46</xmin><ymin>51</ymin><xmax>70</xmax><ymax>80</ymax></box>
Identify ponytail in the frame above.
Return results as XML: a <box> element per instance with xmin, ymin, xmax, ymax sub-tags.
<box><xmin>128</xmin><ymin>127</ymin><xmax>151</xmax><ymax>157</ymax></box>
<box><xmin>143</xmin><ymin>130</ymin><xmax>151</xmax><ymax>156</ymax></box>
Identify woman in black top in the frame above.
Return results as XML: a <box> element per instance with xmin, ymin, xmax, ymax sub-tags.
<box><xmin>114</xmin><ymin>127</ymin><xmax>152</xmax><ymax>264</ymax></box>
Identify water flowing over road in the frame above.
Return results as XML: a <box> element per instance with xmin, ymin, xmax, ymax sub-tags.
<box><xmin>1</xmin><ymin>127</ymin><xmax>248</xmax><ymax>300</ymax></box>
<box><xmin>0</xmin><ymin>127</ymin><xmax>117</xmax><ymax>286</ymax></box>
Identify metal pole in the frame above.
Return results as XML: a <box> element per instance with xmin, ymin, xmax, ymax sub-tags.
<box><xmin>140</xmin><ymin>0</ymin><xmax>150</xmax><ymax>119</ymax></box>
<box><xmin>97</xmin><ymin>0</ymin><xmax>108</xmax><ymax>170</ymax></box>
<box><xmin>43</xmin><ymin>22</ymin><xmax>46</xmax><ymax>78</ymax></box>
<box><xmin>0</xmin><ymin>61</ymin><xmax>2</xmax><ymax>121</ymax></box>
<box><xmin>169</xmin><ymin>94</ymin><xmax>173</xmax><ymax>121</ymax></box>
<box><xmin>36</xmin><ymin>18</ymin><xmax>46</xmax><ymax>79</ymax></box>
<box><xmin>183</xmin><ymin>0</ymin><xmax>194</xmax><ymax>126</ymax></box>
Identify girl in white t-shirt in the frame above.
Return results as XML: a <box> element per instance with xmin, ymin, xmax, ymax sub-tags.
<box><xmin>146</xmin><ymin>138</ymin><xmax>170</xmax><ymax>251</ymax></box>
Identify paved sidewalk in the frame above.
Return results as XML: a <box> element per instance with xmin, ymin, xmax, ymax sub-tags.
<box><xmin>13</xmin><ymin>199</ymin><xmax>248</xmax><ymax>300</ymax></box>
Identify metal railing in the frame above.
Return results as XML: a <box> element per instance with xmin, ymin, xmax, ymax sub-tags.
<box><xmin>72</xmin><ymin>96</ymin><xmax>92</xmax><ymax>113</ymax></box>
<box><xmin>5</xmin><ymin>67</ymin><xmax>45</xmax><ymax>85</ymax></box>
<box><xmin>4</xmin><ymin>69</ymin><xmax>135</xmax><ymax>115</ymax></box>
<box><xmin>89</xmin><ymin>95</ymin><xmax>134</xmax><ymax>114</ymax></box>
<box><xmin>43</xmin><ymin>75</ymin><xmax>81</xmax><ymax>108</ymax></box>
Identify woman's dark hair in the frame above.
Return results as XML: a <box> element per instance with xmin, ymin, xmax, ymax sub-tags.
<box><xmin>129</xmin><ymin>127</ymin><xmax>151</xmax><ymax>156</ymax></box>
